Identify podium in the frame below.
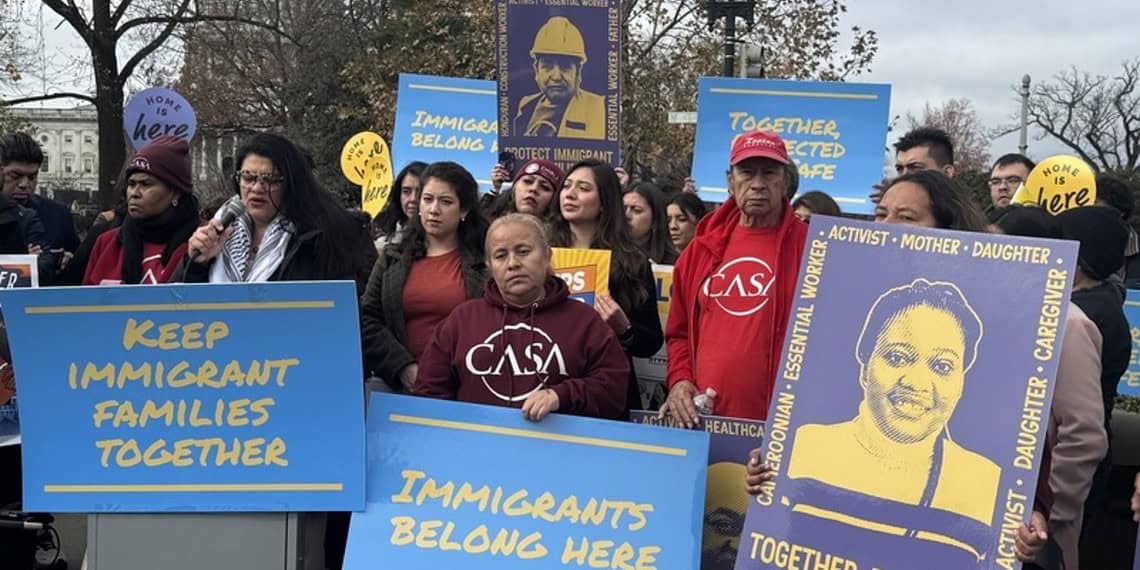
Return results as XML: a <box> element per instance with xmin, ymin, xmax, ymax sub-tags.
<box><xmin>85</xmin><ymin>512</ymin><xmax>326</xmax><ymax>570</ymax></box>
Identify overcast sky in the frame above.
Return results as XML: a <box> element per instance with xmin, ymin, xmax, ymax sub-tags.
<box><xmin>844</xmin><ymin>0</ymin><xmax>1140</xmax><ymax>160</ymax></box>
<box><xmin>10</xmin><ymin>0</ymin><xmax>1139</xmax><ymax>164</ymax></box>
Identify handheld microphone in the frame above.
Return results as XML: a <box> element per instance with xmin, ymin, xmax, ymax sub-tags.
<box><xmin>189</xmin><ymin>195</ymin><xmax>246</xmax><ymax>263</ymax></box>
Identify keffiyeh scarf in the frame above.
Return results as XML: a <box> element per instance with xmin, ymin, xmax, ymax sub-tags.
<box><xmin>209</xmin><ymin>214</ymin><xmax>295</xmax><ymax>283</ymax></box>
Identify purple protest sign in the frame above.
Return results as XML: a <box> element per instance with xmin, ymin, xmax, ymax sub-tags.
<box><xmin>495</xmin><ymin>0</ymin><xmax>621</xmax><ymax>173</ymax></box>
<box><xmin>123</xmin><ymin>87</ymin><xmax>197</xmax><ymax>151</ymax></box>
<box><xmin>632</xmin><ymin>412</ymin><xmax>764</xmax><ymax>570</ymax></box>
<box><xmin>736</xmin><ymin>217</ymin><xmax>1078</xmax><ymax>570</ymax></box>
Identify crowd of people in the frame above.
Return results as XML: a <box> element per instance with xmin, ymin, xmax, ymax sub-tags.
<box><xmin>1</xmin><ymin>121</ymin><xmax>1139</xmax><ymax>569</ymax></box>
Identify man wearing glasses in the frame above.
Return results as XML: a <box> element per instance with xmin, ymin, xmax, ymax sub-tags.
<box><xmin>988</xmin><ymin>153</ymin><xmax>1035</xmax><ymax>209</ymax></box>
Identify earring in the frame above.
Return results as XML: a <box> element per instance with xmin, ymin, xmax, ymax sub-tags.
<box><xmin>461</xmin><ymin>216</ymin><xmax>466</xmax><ymax>222</ymax></box>
<box><xmin>172</xmin><ymin>199</ymin><xmax>179</xmax><ymax>207</ymax></box>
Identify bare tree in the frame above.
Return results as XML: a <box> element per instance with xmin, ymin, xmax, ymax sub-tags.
<box><xmin>1</xmin><ymin>0</ymin><xmax>292</xmax><ymax>208</ymax></box>
<box><xmin>906</xmin><ymin>98</ymin><xmax>991</xmax><ymax>173</ymax></box>
<box><xmin>1027</xmin><ymin>59</ymin><xmax>1140</xmax><ymax>173</ymax></box>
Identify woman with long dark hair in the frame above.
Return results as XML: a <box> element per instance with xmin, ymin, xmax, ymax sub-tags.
<box><xmin>873</xmin><ymin>170</ymin><xmax>988</xmax><ymax>231</ymax></box>
<box><xmin>483</xmin><ymin>159</ymin><xmax>563</xmax><ymax>221</ymax></box>
<box><xmin>551</xmin><ymin>159</ymin><xmax>663</xmax><ymax>412</ymax></box>
<box><xmin>623</xmin><ymin>182</ymin><xmax>677</xmax><ymax>264</ymax></box>
<box><xmin>83</xmin><ymin>136</ymin><xmax>199</xmax><ymax>285</ymax></box>
<box><xmin>181</xmin><ymin>132</ymin><xmax>376</xmax><ymax>293</ymax></box>
<box><xmin>666</xmin><ymin>192</ymin><xmax>707</xmax><ymax>254</ymax></box>
<box><xmin>360</xmin><ymin>161</ymin><xmax>489</xmax><ymax>392</ymax></box>
<box><xmin>374</xmin><ymin>161</ymin><xmax>426</xmax><ymax>250</ymax></box>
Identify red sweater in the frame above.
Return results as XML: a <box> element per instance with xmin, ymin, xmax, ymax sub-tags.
<box><xmin>83</xmin><ymin>228</ymin><xmax>188</xmax><ymax>286</ymax></box>
<box><xmin>414</xmin><ymin>276</ymin><xmax>630</xmax><ymax>419</ymax></box>
<box><xmin>665</xmin><ymin>197</ymin><xmax>807</xmax><ymax>420</ymax></box>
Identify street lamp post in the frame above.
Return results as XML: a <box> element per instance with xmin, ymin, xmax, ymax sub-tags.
<box><xmin>1018</xmin><ymin>74</ymin><xmax>1031</xmax><ymax>155</ymax></box>
<box><xmin>705</xmin><ymin>0</ymin><xmax>756</xmax><ymax>78</ymax></box>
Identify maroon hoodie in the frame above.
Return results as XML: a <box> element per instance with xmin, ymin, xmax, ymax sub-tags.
<box><xmin>414</xmin><ymin>275</ymin><xmax>630</xmax><ymax>419</ymax></box>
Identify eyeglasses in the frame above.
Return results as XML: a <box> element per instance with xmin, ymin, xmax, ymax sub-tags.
<box><xmin>988</xmin><ymin>176</ymin><xmax>1024</xmax><ymax>189</ymax></box>
<box><xmin>236</xmin><ymin>171</ymin><xmax>283</xmax><ymax>188</ymax></box>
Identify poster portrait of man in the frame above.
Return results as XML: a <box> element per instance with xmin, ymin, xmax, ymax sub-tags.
<box><xmin>513</xmin><ymin>16</ymin><xmax>605</xmax><ymax>140</ymax></box>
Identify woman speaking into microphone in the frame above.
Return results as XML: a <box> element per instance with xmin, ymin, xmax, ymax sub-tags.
<box><xmin>179</xmin><ymin>133</ymin><xmax>375</xmax><ymax>292</ymax></box>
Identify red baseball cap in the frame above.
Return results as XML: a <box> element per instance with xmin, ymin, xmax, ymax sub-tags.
<box><xmin>729</xmin><ymin>130</ymin><xmax>790</xmax><ymax>166</ymax></box>
<box><xmin>514</xmin><ymin>158</ymin><xmax>564</xmax><ymax>189</ymax></box>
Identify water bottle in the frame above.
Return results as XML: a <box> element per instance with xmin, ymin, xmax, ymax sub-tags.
<box><xmin>693</xmin><ymin>388</ymin><xmax>717</xmax><ymax>415</ymax></box>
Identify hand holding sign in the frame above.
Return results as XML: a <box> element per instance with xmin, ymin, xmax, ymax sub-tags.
<box><xmin>1011</xmin><ymin>155</ymin><xmax>1097</xmax><ymax>215</ymax></box>
<box><xmin>123</xmin><ymin>88</ymin><xmax>197</xmax><ymax>151</ymax></box>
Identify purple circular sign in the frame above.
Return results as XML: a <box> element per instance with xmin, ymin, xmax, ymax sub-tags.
<box><xmin>123</xmin><ymin>88</ymin><xmax>197</xmax><ymax>151</ymax></box>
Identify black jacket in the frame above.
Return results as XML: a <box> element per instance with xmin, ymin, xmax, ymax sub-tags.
<box><xmin>176</xmin><ymin>228</ymin><xmax>375</xmax><ymax>296</ymax></box>
<box><xmin>615</xmin><ymin>261</ymin><xmax>665</xmax><ymax>412</ymax></box>
<box><xmin>1071</xmin><ymin>282</ymin><xmax>1130</xmax><ymax>431</ymax></box>
<box><xmin>25</xmin><ymin>195</ymin><xmax>79</xmax><ymax>252</ymax></box>
<box><xmin>0</xmin><ymin>196</ymin><xmax>58</xmax><ymax>283</ymax></box>
<box><xmin>359</xmin><ymin>248</ymin><xmax>487</xmax><ymax>388</ymax></box>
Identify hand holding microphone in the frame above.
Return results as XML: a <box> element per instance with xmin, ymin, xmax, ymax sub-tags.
<box><xmin>188</xmin><ymin>195</ymin><xmax>246</xmax><ymax>264</ymax></box>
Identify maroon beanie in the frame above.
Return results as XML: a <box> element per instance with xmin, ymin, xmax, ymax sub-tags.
<box><xmin>124</xmin><ymin>135</ymin><xmax>193</xmax><ymax>194</ymax></box>
<box><xmin>513</xmin><ymin>158</ymin><xmax>564</xmax><ymax>190</ymax></box>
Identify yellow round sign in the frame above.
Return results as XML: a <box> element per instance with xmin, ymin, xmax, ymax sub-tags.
<box><xmin>1014</xmin><ymin>155</ymin><xmax>1097</xmax><ymax>215</ymax></box>
<box><xmin>339</xmin><ymin>131</ymin><xmax>386</xmax><ymax>186</ymax></box>
<box><xmin>361</xmin><ymin>152</ymin><xmax>394</xmax><ymax>218</ymax></box>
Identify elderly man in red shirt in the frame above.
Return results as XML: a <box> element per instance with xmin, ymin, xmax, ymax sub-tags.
<box><xmin>661</xmin><ymin>130</ymin><xmax>808</xmax><ymax>425</ymax></box>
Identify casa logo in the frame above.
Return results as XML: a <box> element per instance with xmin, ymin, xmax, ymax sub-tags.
<box><xmin>702</xmin><ymin>256</ymin><xmax>775</xmax><ymax>317</ymax></box>
<box><xmin>129</xmin><ymin>156</ymin><xmax>151</xmax><ymax>171</ymax></box>
<box><xmin>464</xmin><ymin>322</ymin><xmax>568</xmax><ymax>402</ymax></box>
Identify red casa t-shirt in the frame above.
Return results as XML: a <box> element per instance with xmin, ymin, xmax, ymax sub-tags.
<box><xmin>403</xmin><ymin>249</ymin><xmax>466</xmax><ymax>360</ymax></box>
<box><xmin>694</xmin><ymin>225</ymin><xmax>780</xmax><ymax>419</ymax></box>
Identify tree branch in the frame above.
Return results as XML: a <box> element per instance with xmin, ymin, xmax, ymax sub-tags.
<box><xmin>2</xmin><ymin>92</ymin><xmax>97</xmax><ymax>105</ymax></box>
<box><xmin>111</xmin><ymin>0</ymin><xmax>136</xmax><ymax>26</ymax></box>
<box><xmin>117</xmin><ymin>14</ymin><xmax>298</xmax><ymax>45</ymax></box>
<box><xmin>118</xmin><ymin>0</ymin><xmax>194</xmax><ymax>81</ymax></box>
<box><xmin>41</xmin><ymin>0</ymin><xmax>94</xmax><ymax>48</ymax></box>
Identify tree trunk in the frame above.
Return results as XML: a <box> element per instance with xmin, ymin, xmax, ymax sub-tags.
<box><xmin>91</xmin><ymin>6</ymin><xmax>124</xmax><ymax>211</ymax></box>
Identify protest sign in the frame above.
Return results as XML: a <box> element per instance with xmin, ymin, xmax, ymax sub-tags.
<box><xmin>392</xmin><ymin>74</ymin><xmax>498</xmax><ymax>192</ymax></box>
<box><xmin>1011</xmin><ymin>155</ymin><xmax>1097</xmax><ymax>215</ymax></box>
<box><xmin>0</xmin><ymin>282</ymin><xmax>366</xmax><ymax>512</ymax></box>
<box><xmin>691</xmin><ymin>77</ymin><xmax>891</xmax><ymax>211</ymax></box>
<box><xmin>551</xmin><ymin>248</ymin><xmax>611</xmax><ymax>306</ymax></box>
<box><xmin>341</xmin><ymin>131</ymin><xmax>387</xmax><ymax>186</ymax></box>
<box><xmin>737</xmin><ymin>216</ymin><xmax>1077</xmax><ymax>570</ymax></box>
<box><xmin>495</xmin><ymin>0</ymin><xmax>621</xmax><ymax>173</ymax></box>
<box><xmin>1121</xmin><ymin>290</ymin><xmax>1140</xmax><ymax>398</ymax></box>
<box><xmin>631</xmin><ymin>412</ymin><xmax>764</xmax><ymax>570</ymax></box>
<box><xmin>633</xmin><ymin>264</ymin><xmax>672</xmax><ymax>385</ymax></box>
<box><xmin>362</xmin><ymin>147</ymin><xmax>394</xmax><ymax>218</ymax></box>
<box><xmin>123</xmin><ymin>87</ymin><xmax>197</xmax><ymax>151</ymax></box>
<box><xmin>343</xmin><ymin>393</ymin><xmax>709</xmax><ymax>569</ymax></box>
<box><xmin>0</xmin><ymin>255</ymin><xmax>37</xmax><ymax>447</ymax></box>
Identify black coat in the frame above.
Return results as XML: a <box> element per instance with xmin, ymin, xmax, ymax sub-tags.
<box><xmin>359</xmin><ymin>248</ymin><xmax>487</xmax><ymax>389</ymax></box>
<box><xmin>615</xmin><ymin>261</ymin><xmax>665</xmax><ymax>412</ymax></box>
<box><xmin>26</xmin><ymin>195</ymin><xmax>79</xmax><ymax>252</ymax></box>
<box><xmin>176</xmin><ymin>228</ymin><xmax>376</xmax><ymax>296</ymax></box>
<box><xmin>0</xmin><ymin>197</ymin><xmax>58</xmax><ymax>282</ymax></box>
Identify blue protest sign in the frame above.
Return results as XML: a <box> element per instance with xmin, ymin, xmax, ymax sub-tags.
<box><xmin>0</xmin><ymin>282</ymin><xmax>365</xmax><ymax>512</ymax></box>
<box><xmin>123</xmin><ymin>87</ymin><xmax>197</xmax><ymax>151</ymax></box>
<box><xmin>343</xmin><ymin>393</ymin><xmax>709</xmax><ymax>569</ymax></box>
<box><xmin>736</xmin><ymin>217</ymin><xmax>1077</xmax><ymax>569</ymax></box>
<box><xmin>692</xmin><ymin>78</ymin><xmax>891</xmax><ymax>212</ymax></box>
<box><xmin>495</xmin><ymin>0</ymin><xmax>621</xmax><ymax>173</ymax></box>
<box><xmin>1121</xmin><ymin>290</ymin><xmax>1140</xmax><ymax>398</ymax></box>
<box><xmin>392</xmin><ymin>74</ymin><xmax>499</xmax><ymax>192</ymax></box>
